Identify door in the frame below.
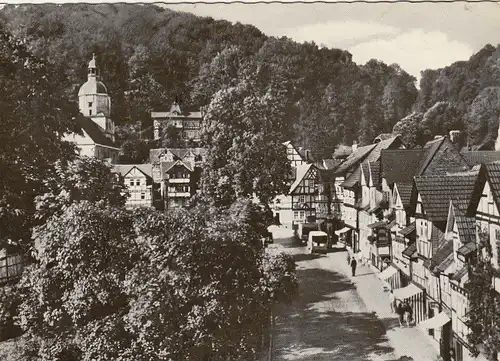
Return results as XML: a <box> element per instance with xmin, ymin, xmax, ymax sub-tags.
<box><xmin>440</xmin><ymin>322</ymin><xmax>452</xmax><ymax>361</ymax></box>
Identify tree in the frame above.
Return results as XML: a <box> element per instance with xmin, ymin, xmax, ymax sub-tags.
<box><xmin>421</xmin><ymin>101</ymin><xmax>463</xmax><ymax>138</ymax></box>
<box><xmin>34</xmin><ymin>156</ymin><xmax>128</xmax><ymax>224</ymax></box>
<box><xmin>119</xmin><ymin>139</ymin><xmax>157</xmax><ymax>164</ymax></box>
<box><xmin>0</xmin><ymin>24</ymin><xmax>79</xmax><ymax>250</ymax></box>
<box><xmin>160</xmin><ymin>124</ymin><xmax>182</xmax><ymax>148</ymax></box>
<box><xmin>467</xmin><ymin>86</ymin><xmax>500</xmax><ymax>147</ymax></box>
<box><xmin>201</xmin><ymin>74</ymin><xmax>292</xmax><ymax>208</ymax></box>
<box><xmin>392</xmin><ymin>112</ymin><xmax>425</xmax><ymax>148</ymax></box>
<box><xmin>13</xmin><ymin>202</ymin><xmax>298</xmax><ymax>361</ymax></box>
<box><xmin>466</xmin><ymin>228</ymin><xmax>500</xmax><ymax>360</ymax></box>
<box><xmin>17</xmin><ymin>202</ymin><xmax>136</xmax><ymax>361</ymax></box>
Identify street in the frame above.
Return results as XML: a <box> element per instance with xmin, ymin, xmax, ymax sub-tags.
<box><xmin>267</xmin><ymin>226</ymin><xmax>440</xmax><ymax>361</ymax></box>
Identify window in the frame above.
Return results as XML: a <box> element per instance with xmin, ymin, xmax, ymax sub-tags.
<box><xmin>88</xmin><ymin>102</ymin><xmax>93</xmax><ymax>108</ymax></box>
<box><xmin>140</xmin><ymin>193</ymin><xmax>145</xmax><ymax>200</ymax></box>
<box><xmin>495</xmin><ymin>229</ymin><xmax>500</xmax><ymax>241</ymax></box>
<box><xmin>129</xmin><ymin>180</ymin><xmax>134</xmax><ymax>186</ymax></box>
<box><xmin>136</xmin><ymin>179</ymin><xmax>141</xmax><ymax>186</ymax></box>
<box><xmin>293</xmin><ymin>211</ymin><xmax>299</xmax><ymax>220</ymax></box>
<box><xmin>89</xmin><ymin>109</ymin><xmax>92</xmax><ymax>116</ymax></box>
<box><xmin>298</xmin><ymin>195</ymin><xmax>305</xmax><ymax>203</ymax></box>
<box><xmin>299</xmin><ymin>211</ymin><xmax>305</xmax><ymax>219</ymax></box>
<box><xmin>0</xmin><ymin>254</ymin><xmax>23</xmax><ymax>282</ymax></box>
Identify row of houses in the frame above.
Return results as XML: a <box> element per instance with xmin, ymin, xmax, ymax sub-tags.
<box><xmin>277</xmin><ymin>133</ymin><xmax>500</xmax><ymax>361</ymax></box>
<box><xmin>112</xmin><ymin>147</ymin><xmax>206</xmax><ymax>210</ymax></box>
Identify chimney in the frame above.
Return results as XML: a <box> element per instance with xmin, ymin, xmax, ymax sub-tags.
<box><xmin>449</xmin><ymin>130</ymin><xmax>461</xmax><ymax>144</ymax></box>
<box><xmin>352</xmin><ymin>141</ymin><xmax>358</xmax><ymax>152</ymax></box>
<box><xmin>305</xmin><ymin>149</ymin><xmax>310</xmax><ymax>162</ymax></box>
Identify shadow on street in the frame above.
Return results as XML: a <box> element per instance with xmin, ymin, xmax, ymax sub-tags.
<box><xmin>272</xmin><ymin>264</ymin><xmax>396</xmax><ymax>361</ymax></box>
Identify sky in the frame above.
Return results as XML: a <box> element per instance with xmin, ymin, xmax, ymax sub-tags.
<box><xmin>164</xmin><ymin>1</ymin><xmax>500</xmax><ymax>81</ymax></box>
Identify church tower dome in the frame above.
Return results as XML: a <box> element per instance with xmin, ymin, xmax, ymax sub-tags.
<box><xmin>78</xmin><ymin>54</ymin><xmax>111</xmax><ymax>117</ymax></box>
<box><xmin>78</xmin><ymin>54</ymin><xmax>114</xmax><ymax>140</ymax></box>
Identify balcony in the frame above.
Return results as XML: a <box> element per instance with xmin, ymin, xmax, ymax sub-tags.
<box><xmin>167</xmin><ymin>192</ymin><xmax>191</xmax><ymax>198</ymax></box>
<box><xmin>169</xmin><ymin>178</ymin><xmax>190</xmax><ymax>183</ymax></box>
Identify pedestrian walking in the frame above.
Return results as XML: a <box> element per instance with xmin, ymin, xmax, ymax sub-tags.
<box><xmin>389</xmin><ymin>290</ymin><xmax>396</xmax><ymax>313</ymax></box>
<box><xmin>396</xmin><ymin>301</ymin><xmax>404</xmax><ymax>327</ymax></box>
<box><xmin>350</xmin><ymin>257</ymin><xmax>357</xmax><ymax>276</ymax></box>
<box><xmin>402</xmin><ymin>300</ymin><xmax>413</xmax><ymax>326</ymax></box>
<box><xmin>347</xmin><ymin>252</ymin><xmax>351</xmax><ymax>265</ymax></box>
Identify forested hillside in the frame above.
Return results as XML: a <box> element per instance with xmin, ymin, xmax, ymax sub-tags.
<box><xmin>394</xmin><ymin>44</ymin><xmax>500</xmax><ymax>149</ymax></box>
<box><xmin>1</xmin><ymin>3</ymin><xmax>499</xmax><ymax>155</ymax></box>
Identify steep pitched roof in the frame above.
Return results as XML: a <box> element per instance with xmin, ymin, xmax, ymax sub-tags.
<box><xmin>452</xmin><ymin>203</ymin><xmax>477</xmax><ymax>244</ymax></box>
<box><xmin>417</xmin><ymin>136</ymin><xmax>469</xmax><ymax>176</ymax></box>
<box><xmin>417</xmin><ymin>137</ymin><xmax>446</xmax><ymax>175</ymax></box>
<box><xmin>434</xmin><ymin>253</ymin><xmax>455</xmax><ymax>274</ymax></box>
<box><xmin>369</xmin><ymin>161</ymin><xmax>381</xmax><ymax>188</ymax></box>
<box><xmin>315</xmin><ymin>159</ymin><xmax>342</xmax><ymax>171</ymax></box>
<box><xmin>289</xmin><ymin>164</ymin><xmax>313</xmax><ymax>194</ymax></box>
<box><xmin>414</xmin><ymin>168</ymin><xmax>481</xmax><ymax>223</ymax></box>
<box><xmin>484</xmin><ymin>162</ymin><xmax>500</xmax><ymax>211</ymax></box>
<box><xmin>340</xmin><ymin>167</ymin><xmax>362</xmax><ymax>189</ymax></box>
<box><xmin>361</xmin><ymin>162</ymin><xmax>371</xmax><ymax>185</ymax></box>
<box><xmin>364</xmin><ymin>136</ymin><xmax>403</xmax><ymax>164</ymax></box>
<box><xmin>431</xmin><ymin>238</ymin><xmax>453</xmax><ymax>271</ymax></box>
<box><xmin>335</xmin><ymin>144</ymin><xmax>377</xmax><ymax>175</ymax></box>
<box><xmin>396</xmin><ymin>182</ymin><xmax>414</xmax><ymax>209</ymax></box>
<box><xmin>169</xmin><ymin>148</ymin><xmax>190</xmax><ymax>160</ymax></box>
<box><xmin>381</xmin><ymin>149</ymin><xmax>424</xmax><ymax>185</ymax></box>
<box><xmin>462</xmin><ymin>151</ymin><xmax>500</xmax><ymax>167</ymax></box>
<box><xmin>113</xmin><ymin>164</ymin><xmax>153</xmax><ymax>178</ymax></box>
<box><xmin>74</xmin><ymin>114</ymin><xmax>118</xmax><ymax>149</ymax></box>
<box><xmin>149</xmin><ymin>147</ymin><xmax>207</xmax><ymax>164</ymax></box>
<box><xmin>160</xmin><ymin>160</ymin><xmax>194</xmax><ymax>178</ymax></box>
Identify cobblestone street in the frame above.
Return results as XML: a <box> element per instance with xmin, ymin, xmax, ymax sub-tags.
<box><xmin>267</xmin><ymin>226</ymin><xmax>441</xmax><ymax>361</ymax></box>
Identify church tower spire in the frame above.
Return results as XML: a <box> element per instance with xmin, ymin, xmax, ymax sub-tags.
<box><xmin>88</xmin><ymin>53</ymin><xmax>98</xmax><ymax>79</ymax></box>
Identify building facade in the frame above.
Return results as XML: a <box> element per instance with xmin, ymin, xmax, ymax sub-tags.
<box><xmin>152</xmin><ymin>102</ymin><xmax>203</xmax><ymax>143</ymax></box>
<box><xmin>113</xmin><ymin>164</ymin><xmax>154</xmax><ymax>208</ymax></box>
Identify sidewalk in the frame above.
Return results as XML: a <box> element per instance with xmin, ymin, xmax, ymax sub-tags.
<box><xmin>327</xmin><ymin>251</ymin><xmax>442</xmax><ymax>361</ymax></box>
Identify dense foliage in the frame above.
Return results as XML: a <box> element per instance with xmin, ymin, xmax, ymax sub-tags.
<box><xmin>0</xmin><ymin>3</ymin><xmax>417</xmax><ymax>157</ymax></box>
<box><xmin>0</xmin><ymin>23</ymin><xmax>79</xmax><ymax>251</ymax></box>
<box><xmin>466</xmin><ymin>230</ymin><xmax>500</xmax><ymax>360</ymax></box>
<box><xmin>398</xmin><ymin>44</ymin><xmax>500</xmax><ymax>148</ymax></box>
<box><xmin>13</xmin><ymin>201</ymin><xmax>297</xmax><ymax>361</ymax></box>
<box><xmin>201</xmin><ymin>62</ymin><xmax>292</xmax><ymax>207</ymax></box>
<box><xmin>2</xmin><ymin>4</ymin><xmax>500</xmax><ymax>153</ymax></box>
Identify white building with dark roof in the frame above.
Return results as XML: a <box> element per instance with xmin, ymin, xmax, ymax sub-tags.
<box><xmin>151</xmin><ymin>102</ymin><xmax>203</xmax><ymax>143</ymax></box>
<box><xmin>64</xmin><ymin>54</ymin><xmax>120</xmax><ymax>163</ymax></box>
<box><xmin>113</xmin><ymin>164</ymin><xmax>154</xmax><ymax>208</ymax></box>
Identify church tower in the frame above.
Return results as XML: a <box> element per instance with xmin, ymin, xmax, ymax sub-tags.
<box><xmin>78</xmin><ymin>54</ymin><xmax>115</xmax><ymax>141</ymax></box>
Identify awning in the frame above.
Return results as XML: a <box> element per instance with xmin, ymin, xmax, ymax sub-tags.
<box><xmin>402</xmin><ymin>244</ymin><xmax>418</xmax><ymax>259</ymax></box>
<box><xmin>335</xmin><ymin>227</ymin><xmax>351</xmax><ymax>236</ymax></box>
<box><xmin>400</xmin><ymin>222</ymin><xmax>416</xmax><ymax>237</ymax></box>
<box><xmin>368</xmin><ymin>221</ymin><xmax>386</xmax><ymax>229</ymax></box>
<box><xmin>378</xmin><ymin>265</ymin><xmax>398</xmax><ymax>282</ymax></box>
<box><xmin>393</xmin><ymin>283</ymin><xmax>423</xmax><ymax>301</ymax></box>
<box><xmin>457</xmin><ymin>242</ymin><xmax>477</xmax><ymax>258</ymax></box>
<box><xmin>418</xmin><ymin>312</ymin><xmax>451</xmax><ymax>329</ymax></box>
